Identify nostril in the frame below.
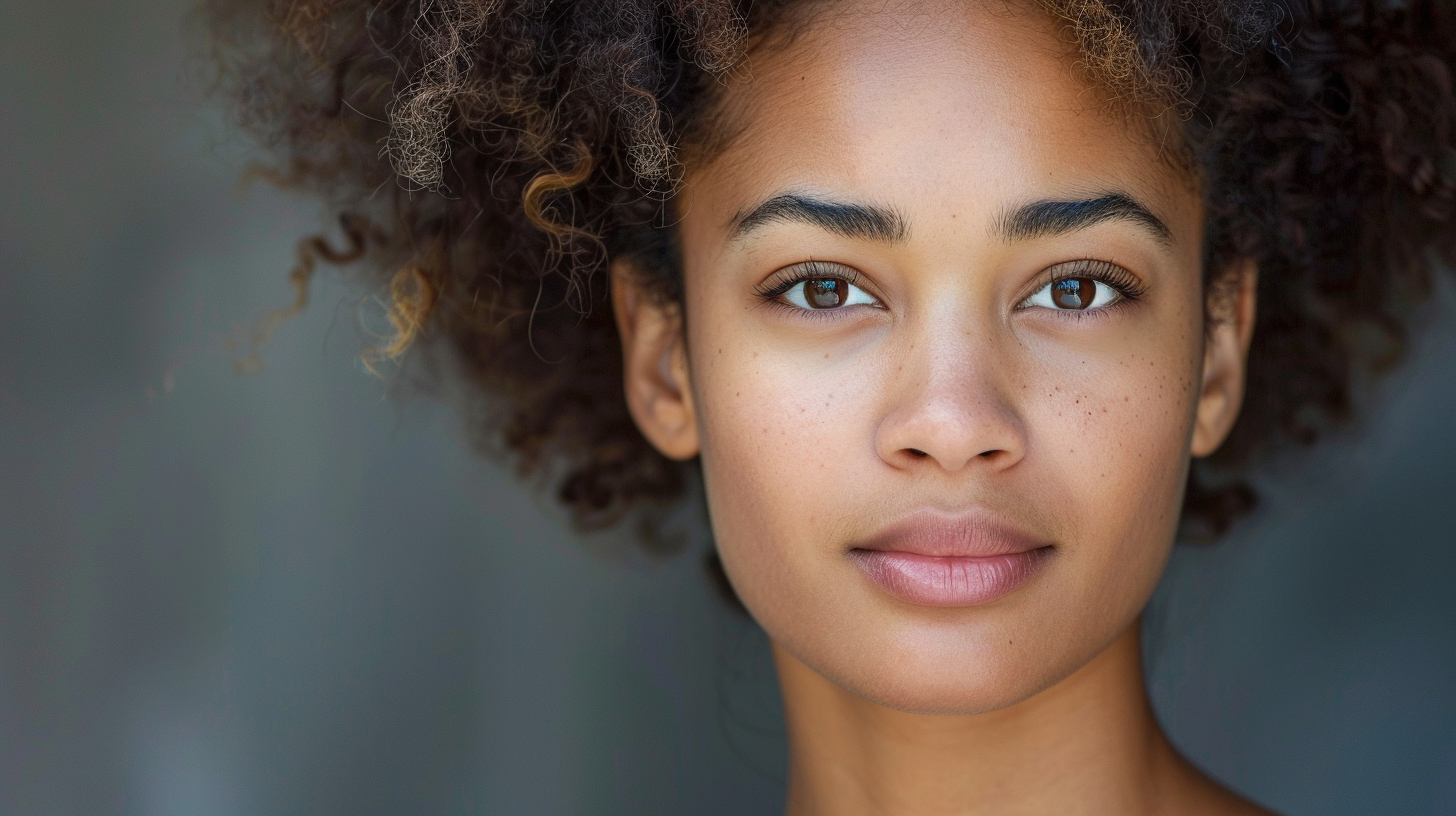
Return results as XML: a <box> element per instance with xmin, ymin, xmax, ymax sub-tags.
<box><xmin>979</xmin><ymin>450</ymin><xmax>997</xmax><ymax>458</ymax></box>
<box><xmin>907</xmin><ymin>448</ymin><xmax>928</xmax><ymax>458</ymax></box>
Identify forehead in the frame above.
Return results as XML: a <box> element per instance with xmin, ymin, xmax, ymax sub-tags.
<box><xmin>683</xmin><ymin>0</ymin><xmax>1198</xmax><ymax>239</ymax></box>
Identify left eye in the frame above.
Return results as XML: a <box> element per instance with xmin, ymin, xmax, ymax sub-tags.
<box><xmin>781</xmin><ymin>277</ymin><xmax>879</xmax><ymax>310</ymax></box>
<box><xmin>1021</xmin><ymin>277</ymin><xmax>1120</xmax><ymax>311</ymax></box>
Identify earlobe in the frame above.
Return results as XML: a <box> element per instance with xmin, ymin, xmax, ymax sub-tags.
<box><xmin>611</xmin><ymin>259</ymin><xmax>700</xmax><ymax>461</ymax></box>
<box><xmin>1190</xmin><ymin>261</ymin><xmax>1258</xmax><ymax>458</ymax></box>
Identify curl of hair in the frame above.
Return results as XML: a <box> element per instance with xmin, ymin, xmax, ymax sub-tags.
<box><xmin>207</xmin><ymin>0</ymin><xmax>1456</xmax><ymax>543</ymax></box>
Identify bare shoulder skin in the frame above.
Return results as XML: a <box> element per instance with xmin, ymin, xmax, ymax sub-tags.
<box><xmin>613</xmin><ymin>0</ymin><xmax>1269</xmax><ymax>813</ymax></box>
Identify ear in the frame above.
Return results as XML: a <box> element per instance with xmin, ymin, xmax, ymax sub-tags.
<box><xmin>611</xmin><ymin>259</ymin><xmax>700</xmax><ymax>461</ymax></box>
<box><xmin>1191</xmin><ymin>260</ymin><xmax>1258</xmax><ymax>458</ymax></box>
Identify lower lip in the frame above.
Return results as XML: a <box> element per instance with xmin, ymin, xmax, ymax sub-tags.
<box><xmin>850</xmin><ymin>548</ymin><xmax>1052</xmax><ymax>607</ymax></box>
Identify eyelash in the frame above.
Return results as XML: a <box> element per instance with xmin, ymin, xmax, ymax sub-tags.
<box><xmin>1022</xmin><ymin>259</ymin><xmax>1148</xmax><ymax>314</ymax></box>
<box><xmin>753</xmin><ymin>258</ymin><xmax>1147</xmax><ymax>316</ymax></box>
<box><xmin>754</xmin><ymin>260</ymin><xmax>870</xmax><ymax>302</ymax></box>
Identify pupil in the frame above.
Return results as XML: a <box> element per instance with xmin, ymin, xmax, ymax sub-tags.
<box><xmin>1052</xmin><ymin>278</ymin><xmax>1095</xmax><ymax>310</ymax></box>
<box><xmin>806</xmin><ymin>278</ymin><xmax>847</xmax><ymax>308</ymax></box>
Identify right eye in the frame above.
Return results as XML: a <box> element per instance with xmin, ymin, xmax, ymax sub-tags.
<box><xmin>780</xmin><ymin>277</ymin><xmax>879</xmax><ymax>310</ymax></box>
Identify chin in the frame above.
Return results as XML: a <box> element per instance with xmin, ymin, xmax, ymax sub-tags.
<box><xmin>780</xmin><ymin>614</ymin><xmax>1091</xmax><ymax>716</ymax></box>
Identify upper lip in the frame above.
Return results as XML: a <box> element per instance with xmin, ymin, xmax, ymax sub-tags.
<box><xmin>851</xmin><ymin>510</ymin><xmax>1050</xmax><ymax>558</ymax></box>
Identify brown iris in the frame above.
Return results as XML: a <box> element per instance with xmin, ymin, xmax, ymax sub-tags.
<box><xmin>805</xmin><ymin>278</ymin><xmax>848</xmax><ymax>308</ymax></box>
<box><xmin>1052</xmin><ymin>278</ymin><xmax>1096</xmax><ymax>310</ymax></box>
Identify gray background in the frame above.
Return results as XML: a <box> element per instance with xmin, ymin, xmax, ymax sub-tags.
<box><xmin>1</xmin><ymin>0</ymin><xmax>1453</xmax><ymax>813</ymax></box>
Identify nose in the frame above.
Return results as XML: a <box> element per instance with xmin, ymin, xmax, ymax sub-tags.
<box><xmin>874</xmin><ymin>323</ymin><xmax>1027</xmax><ymax>474</ymax></box>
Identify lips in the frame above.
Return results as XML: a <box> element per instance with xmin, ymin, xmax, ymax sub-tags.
<box><xmin>849</xmin><ymin>512</ymin><xmax>1053</xmax><ymax>607</ymax></box>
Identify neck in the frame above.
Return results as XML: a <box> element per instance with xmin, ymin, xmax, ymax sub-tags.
<box><xmin>775</xmin><ymin>624</ymin><xmax>1207</xmax><ymax>816</ymax></box>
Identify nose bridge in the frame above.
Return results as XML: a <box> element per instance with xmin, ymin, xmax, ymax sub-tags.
<box><xmin>876</xmin><ymin>302</ymin><xmax>1025</xmax><ymax>472</ymax></box>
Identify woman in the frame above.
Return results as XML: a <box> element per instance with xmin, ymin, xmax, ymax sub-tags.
<box><xmin>211</xmin><ymin>0</ymin><xmax>1456</xmax><ymax>812</ymax></box>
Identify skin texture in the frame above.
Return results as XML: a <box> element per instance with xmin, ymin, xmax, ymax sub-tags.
<box><xmin>613</xmin><ymin>0</ymin><xmax>1264</xmax><ymax>813</ymax></box>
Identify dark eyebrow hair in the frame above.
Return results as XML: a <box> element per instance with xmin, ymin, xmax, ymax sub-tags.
<box><xmin>996</xmin><ymin>194</ymin><xmax>1171</xmax><ymax>244</ymax></box>
<box><xmin>729</xmin><ymin>194</ymin><xmax>908</xmax><ymax>243</ymax></box>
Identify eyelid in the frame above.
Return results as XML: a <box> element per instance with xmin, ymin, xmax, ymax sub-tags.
<box><xmin>754</xmin><ymin>260</ymin><xmax>879</xmax><ymax>302</ymax></box>
<box><xmin>1016</xmin><ymin>259</ymin><xmax>1148</xmax><ymax>309</ymax></box>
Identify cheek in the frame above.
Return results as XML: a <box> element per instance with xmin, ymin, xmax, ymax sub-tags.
<box><xmin>1038</xmin><ymin>351</ymin><xmax>1196</xmax><ymax>508</ymax></box>
<box><xmin>701</xmin><ymin>357</ymin><xmax>854</xmax><ymax>496</ymax></box>
<box><xmin>688</xmin><ymin>325</ymin><xmax>885</xmax><ymax>608</ymax></box>
<box><xmin>1021</xmin><ymin>329</ymin><xmax>1202</xmax><ymax>610</ymax></box>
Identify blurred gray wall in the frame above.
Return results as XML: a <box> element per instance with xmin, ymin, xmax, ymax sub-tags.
<box><xmin>0</xmin><ymin>0</ymin><xmax>1452</xmax><ymax>814</ymax></box>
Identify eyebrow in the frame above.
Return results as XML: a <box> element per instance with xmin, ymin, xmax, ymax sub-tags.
<box><xmin>729</xmin><ymin>194</ymin><xmax>908</xmax><ymax>243</ymax></box>
<box><xmin>996</xmin><ymin>194</ymin><xmax>1171</xmax><ymax>244</ymax></box>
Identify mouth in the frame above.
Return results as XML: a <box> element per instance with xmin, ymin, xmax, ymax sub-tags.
<box><xmin>848</xmin><ymin>511</ymin><xmax>1054</xmax><ymax>607</ymax></box>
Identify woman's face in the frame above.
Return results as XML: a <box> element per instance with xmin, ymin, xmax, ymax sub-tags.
<box><xmin>618</xmin><ymin>0</ymin><xmax>1251</xmax><ymax>714</ymax></box>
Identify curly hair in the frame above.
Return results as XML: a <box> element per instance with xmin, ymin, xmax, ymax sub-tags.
<box><xmin>207</xmin><ymin>0</ymin><xmax>1456</xmax><ymax>546</ymax></box>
